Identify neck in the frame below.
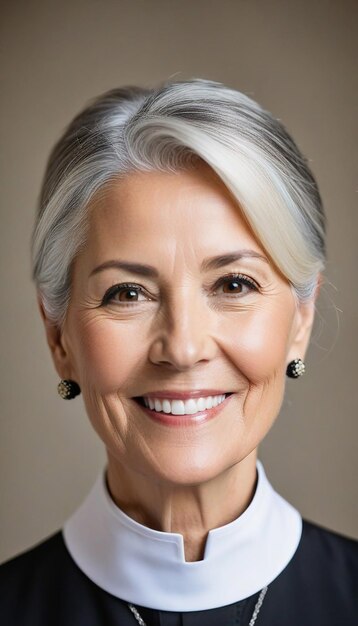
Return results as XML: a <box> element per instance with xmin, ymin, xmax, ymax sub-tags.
<box><xmin>106</xmin><ymin>450</ymin><xmax>258</xmax><ymax>562</ymax></box>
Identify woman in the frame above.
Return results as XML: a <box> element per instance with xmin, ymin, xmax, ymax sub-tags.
<box><xmin>0</xmin><ymin>79</ymin><xmax>357</xmax><ymax>625</ymax></box>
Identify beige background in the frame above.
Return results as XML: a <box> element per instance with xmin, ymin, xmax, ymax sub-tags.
<box><xmin>0</xmin><ymin>0</ymin><xmax>357</xmax><ymax>564</ymax></box>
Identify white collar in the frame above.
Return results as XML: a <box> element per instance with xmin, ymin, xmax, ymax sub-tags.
<box><xmin>63</xmin><ymin>461</ymin><xmax>302</xmax><ymax>611</ymax></box>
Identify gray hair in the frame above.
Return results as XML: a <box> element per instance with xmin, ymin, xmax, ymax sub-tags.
<box><xmin>31</xmin><ymin>78</ymin><xmax>326</xmax><ymax>328</ymax></box>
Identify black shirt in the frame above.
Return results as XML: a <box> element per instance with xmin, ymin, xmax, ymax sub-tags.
<box><xmin>0</xmin><ymin>519</ymin><xmax>357</xmax><ymax>625</ymax></box>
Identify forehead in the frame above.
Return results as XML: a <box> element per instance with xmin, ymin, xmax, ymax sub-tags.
<box><xmin>85</xmin><ymin>165</ymin><xmax>264</xmax><ymax>259</ymax></box>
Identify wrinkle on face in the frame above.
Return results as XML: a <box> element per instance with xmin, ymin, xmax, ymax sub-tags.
<box><xmin>58</xmin><ymin>163</ymin><xmax>315</xmax><ymax>555</ymax></box>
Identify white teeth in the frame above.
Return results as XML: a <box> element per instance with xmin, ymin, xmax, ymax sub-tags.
<box><xmin>171</xmin><ymin>400</ymin><xmax>185</xmax><ymax>415</ymax></box>
<box><xmin>184</xmin><ymin>399</ymin><xmax>198</xmax><ymax>415</ymax></box>
<box><xmin>162</xmin><ymin>399</ymin><xmax>171</xmax><ymax>414</ymax></box>
<box><xmin>197</xmin><ymin>397</ymin><xmax>206</xmax><ymax>411</ymax></box>
<box><xmin>141</xmin><ymin>394</ymin><xmax>227</xmax><ymax>415</ymax></box>
<box><xmin>205</xmin><ymin>396</ymin><xmax>213</xmax><ymax>409</ymax></box>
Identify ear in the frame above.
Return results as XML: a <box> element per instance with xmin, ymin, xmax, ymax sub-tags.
<box><xmin>286</xmin><ymin>275</ymin><xmax>322</xmax><ymax>364</ymax></box>
<box><xmin>37</xmin><ymin>292</ymin><xmax>73</xmax><ymax>380</ymax></box>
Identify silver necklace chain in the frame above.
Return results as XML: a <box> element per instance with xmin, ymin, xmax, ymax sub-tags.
<box><xmin>128</xmin><ymin>585</ymin><xmax>268</xmax><ymax>626</ymax></box>
<box><xmin>248</xmin><ymin>586</ymin><xmax>268</xmax><ymax>626</ymax></box>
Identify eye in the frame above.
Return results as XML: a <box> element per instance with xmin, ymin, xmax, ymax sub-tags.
<box><xmin>101</xmin><ymin>283</ymin><xmax>151</xmax><ymax>305</ymax></box>
<box><xmin>212</xmin><ymin>273</ymin><xmax>259</xmax><ymax>296</ymax></box>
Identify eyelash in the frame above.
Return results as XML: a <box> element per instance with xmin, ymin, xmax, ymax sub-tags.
<box><xmin>101</xmin><ymin>282</ymin><xmax>148</xmax><ymax>306</ymax></box>
<box><xmin>212</xmin><ymin>273</ymin><xmax>259</xmax><ymax>296</ymax></box>
<box><xmin>101</xmin><ymin>274</ymin><xmax>259</xmax><ymax>306</ymax></box>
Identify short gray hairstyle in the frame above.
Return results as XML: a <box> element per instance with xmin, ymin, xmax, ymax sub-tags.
<box><xmin>32</xmin><ymin>78</ymin><xmax>326</xmax><ymax>328</ymax></box>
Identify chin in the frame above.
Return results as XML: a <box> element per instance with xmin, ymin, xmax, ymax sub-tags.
<box><xmin>140</xmin><ymin>448</ymin><xmax>248</xmax><ymax>487</ymax></box>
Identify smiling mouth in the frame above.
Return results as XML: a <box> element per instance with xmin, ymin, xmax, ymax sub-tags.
<box><xmin>133</xmin><ymin>393</ymin><xmax>234</xmax><ymax>417</ymax></box>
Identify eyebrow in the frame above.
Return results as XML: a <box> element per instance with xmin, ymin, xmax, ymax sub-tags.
<box><xmin>90</xmin><ymin>260</ymin><xmax>160</xmax><ymax>279</ymax></box>
<box><xmin>89</xmin><ymin>250</ymin><xmax>269</xmax><ymax>279</ymax></box>
<box><xmin>201</xmin><ymin>250</ymin><xmax>269</xmax><ymax>272</ymax></box>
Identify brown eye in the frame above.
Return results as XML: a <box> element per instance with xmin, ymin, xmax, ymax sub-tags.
<box><xmin>222</xmin><ymin>279</ymin><xmax>244</xmax><ymax>294</ymax></box>
<box><xmin>102</xmin><ymin>283</ymin><xmax>149</xmax><ymax>305</ymax></box>
<box><xmin>117</xmin><ymin>288</ymin><xmax>141</xmax><ymax>302</ymax></box>
<box><xmin>213</xmin><ymin>274</ymin><xmax>259</xmax><ymax>296</ymax></box>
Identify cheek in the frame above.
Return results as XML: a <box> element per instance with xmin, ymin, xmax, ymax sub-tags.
<box><xmin>70</xmin><ymin>318</ymin><xmax>147</xmax><ymax>393</ymax></box>
<box><xmin>223</xmin><ymin>306</ymin><xmax>294</xmax><ymax>384</ymax></box>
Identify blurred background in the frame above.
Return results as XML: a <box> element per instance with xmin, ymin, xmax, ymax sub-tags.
<box><xmin>1</xmin><ymin>0</ymin><xmax>357</xmax><ymax>563</ymax></box>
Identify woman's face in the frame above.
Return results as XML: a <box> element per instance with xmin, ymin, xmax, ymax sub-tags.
<box><xmin>54</xmin><ymin>164</ymin><xmax>314</xmax><ymax>485</ymax></box>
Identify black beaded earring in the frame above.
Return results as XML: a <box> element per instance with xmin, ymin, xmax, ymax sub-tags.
<box><xmin>57</xmin><ymin>379</ymin><xmax>81</xmax><ymax>399</ymax></box>
<box><xmin>286</xmin><ymin>358</ymin><xmax>305</xmax><ymax>379</ymax></box>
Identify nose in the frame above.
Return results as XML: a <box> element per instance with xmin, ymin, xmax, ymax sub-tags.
<box><xmin>148</xmin><ymin>289</ymin><xmax>218</xmax><ymax>371</ymax></box>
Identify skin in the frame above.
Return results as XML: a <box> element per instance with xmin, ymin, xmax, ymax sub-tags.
<box><xmin>40</xmin><ymin>162</ymin><xmax>317</xmax><ymax>562</ymax></box>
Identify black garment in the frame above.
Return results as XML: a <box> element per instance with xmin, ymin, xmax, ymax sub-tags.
<box><xmin>0</xmin><ymin>520</ymin><xmax>357</xmax><ymax>626</ymax></box>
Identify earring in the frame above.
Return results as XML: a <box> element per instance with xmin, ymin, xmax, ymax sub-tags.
<box><xmin>286</xmin><ymin>358</ymin><xmax>305</xmax><ymax>378</ymax></box>
<box><xmin>57</xmin><ymin>379</ymin><xmax>81</xmax><ymax>399</ymax></box>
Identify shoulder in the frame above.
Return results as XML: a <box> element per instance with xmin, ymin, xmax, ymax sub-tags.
<box><xmin>0</xmin><ymin>529</ymin><xmax>74</xmax><ymax>568</ymax></box>
<box><xmin>0</xmin><ymin>531</ymin><xmax>131</xmax><ymax>625</ymax></box>
<box><xmin>301</xmin><ymin>518</ymin><xmax>358</xmax><ymax>568</ymax></box>
<box><xmin>0</xmin><ymin>531</ymin><xmax>72</xmax><ymax>604</ymax></box>
<box><xmin>294</xmin><ymin>519</ymin><xmax>358</xmax><ymax>599</ymax></box>
<box><xmin>0</xmin><ymin>530</ymin><xmax>66</xmax><ymax>579</ymax></box>
<box><xmin>0</xmin><ymin>531</ymin><xmax>87</xmax><ymax>624</ymax></box>
<box><xmin>263</xmin><ymin>519</ymin><xmax>358</xmax><ymax>625</ymax></box>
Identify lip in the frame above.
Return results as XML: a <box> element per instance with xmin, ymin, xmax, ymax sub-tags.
<box><xmin>133</xmin><ymin>389</ymin><xmax>233</xmax><ymax>400</ymax></box>
<box><xmin>132</xmin><ymin>393</ymin><xmax>234</xmax><ymax>427</ymax></box>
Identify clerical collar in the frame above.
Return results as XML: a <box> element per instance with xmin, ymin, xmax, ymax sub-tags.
<box><xmin>63</xmin><ymin>460</ymin><xmax>302</xmax><ymax>611</ymax></box>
